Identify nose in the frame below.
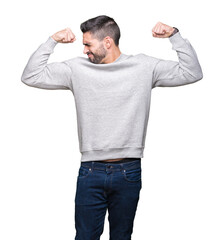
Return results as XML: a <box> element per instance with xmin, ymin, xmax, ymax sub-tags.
<box><xmin>83</xmin><ymin>46</ymin><xmax>89</xmax><ymax>54</ymax></box>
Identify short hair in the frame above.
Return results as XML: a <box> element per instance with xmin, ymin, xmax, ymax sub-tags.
<box><xmin>80</xmin><ymin>15</ymin><xmax>121</xmax><ymax>46</ymax></box>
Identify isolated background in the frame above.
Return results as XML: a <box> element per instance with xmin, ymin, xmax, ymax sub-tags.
<box><xmin>1</xmin><ymin>0</ymin><xmax>223</xmax><ymax>239</ymax></box>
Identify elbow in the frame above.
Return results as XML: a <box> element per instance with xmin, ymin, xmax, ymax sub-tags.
<box><xmin>21</xmin><ymin>67</ymin><xmax>36</xmax><ymax>86</ymax></box>
<box><xmin>194</xmin><ymin>71</ymin><xmax>203</xmax><ymax>82</ymax></box>
<box><xmin>21</xmin><ymin>74</ymin><xmax>36</xmax><ymax>87</ymax></box>
<box><xmin>199</xmin><ymin>72</ymin><xmax>203</xmax><ymax>80</ymax></box>
<box><xmin>21</xmin><ymin>70</ymin><xmax>38</xmax><ymax>87</ymax></box>
<box><xmin>193</xmin><ymin>64</ymin><xmax>204</xmax><ymax>82</ymax></box>
<box><xmin>21</xmin><ymin>75</ymin><xmax>30</xmax><ymax>86</ymax></box>
<box><xmin>21</xmin><ymin>74</ymin><xmax>27</xmax><ymax>84</ymax></box>
<box><xmin>21</xmin><ymin>75</ymin><xmax>26</xmax><ymax>84</ymax></box>
<box><xmin>187</xmin><ymin>69</ymin><xmax>203</xmax><ymax>83</ymax></box>
<box><xmin>21</xmin><ymin>69</ymin><xmax>29</xmax><ymax>85</ymax></box>
<box><xmin>185</xmin><ymin>63</ymin><xmax>203</xmax><ymax>83</ymax></box>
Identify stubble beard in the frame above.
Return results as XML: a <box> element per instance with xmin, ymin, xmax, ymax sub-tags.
<box><xmin>88</xmin><ymin>44</ymin><xmax>107</xmax><ymax>64</ymax></box>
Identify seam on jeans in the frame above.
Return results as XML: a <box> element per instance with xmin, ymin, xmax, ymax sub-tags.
<box><xmin>78</xmin><ymin>166</ymin><xmax>91</xmax><ymax>179</ymax></box>
<box><xmin>122</xmin><ymin>168</ymin><xmax>142</xmax><ymax>183</ymax></box>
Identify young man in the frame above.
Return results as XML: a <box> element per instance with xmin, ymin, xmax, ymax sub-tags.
<box><xmin>21</xmin><ymin>15</ymin><xmax>203</xmax><ymax>240</ymax></box>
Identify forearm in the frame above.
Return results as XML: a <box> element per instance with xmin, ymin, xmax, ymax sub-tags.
<box><xmin>21</xmin><ymin>37</ymin><xmax>57</xmax><ymax>86</ymax></box>
<box><xmin>152</xmin><ymin>32</ymin><xmax>203</xmax><ymax>88</ymax></box>
<box><xmin>170</xmin><ymin>31</ymin><xmax>203</xmax><ymax>79</ymax></box>
<box><xmin>21</xmin><ymin>37</ymin><xmax>72</xmax><ymax>90</ymax></box>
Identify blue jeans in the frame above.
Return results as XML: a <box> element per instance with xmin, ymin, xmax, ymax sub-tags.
<box><xmin>74</xmin><ymin>159</ymin><xmax>142</xmax><ymax>240</ymax></box>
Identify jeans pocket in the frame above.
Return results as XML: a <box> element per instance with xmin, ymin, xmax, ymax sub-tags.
<box><xmin>123</xmin><ymin>167</ymin><xmax>141</xmax><ymax>182</ymax></box>
<box><xmin>78</xmin><ymin>166</ymin><xmax>91</xmax><ymax>179</ymax></box>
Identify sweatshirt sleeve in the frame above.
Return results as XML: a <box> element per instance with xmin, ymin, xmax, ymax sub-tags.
<box><xmin>21</xmin><ymin>36</ymin><xmax>73</xmax><ymax>90</ymax></box>
<box><xmin>152</xmin><ymin>32</ymin><xmax>203</xmax><ymax>88</ymax></box>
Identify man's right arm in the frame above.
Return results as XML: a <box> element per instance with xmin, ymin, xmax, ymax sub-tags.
<box><xmin>21</xmin><ymin>28</ymin><xmax>76</xmax><ymax>90</ymax></box>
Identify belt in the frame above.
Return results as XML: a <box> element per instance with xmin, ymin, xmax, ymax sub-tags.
<box><xmin>93</xmin><ymin>157</ymin><xmax>141</xmax><ymax>164</ymax></box>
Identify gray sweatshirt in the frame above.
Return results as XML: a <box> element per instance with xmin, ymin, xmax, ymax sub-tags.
<box><xmin>21</xmin><ymin>32</ymin><xmax>203</xmax><ymax>162</ymax></box>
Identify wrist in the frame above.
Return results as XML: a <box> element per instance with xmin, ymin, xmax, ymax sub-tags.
<box><xmin>51</xmin><ymin>35</ymin><xmax>58</xmax><ymax>42</ymax></box>
<box><xmin>49</xmin><ymin>36</ymin><xmax>58</xmax><ymax>46</ymax></box>
<box><xmin>169</xmin><ymin>27</ymin><xmax>179</xmax><ymax>38</ymax></box>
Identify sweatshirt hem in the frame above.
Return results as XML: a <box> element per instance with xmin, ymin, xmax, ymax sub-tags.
<box><xmin>80</xmin><ymin>147</ymin><xmax>144</xmax><ymax>162</ymax></box>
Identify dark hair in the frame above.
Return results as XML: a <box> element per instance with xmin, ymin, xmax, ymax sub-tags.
<box><xmin>80</xmin><ymin>15</ymin><xmax>121</xmax><ymax>46</ymax></box>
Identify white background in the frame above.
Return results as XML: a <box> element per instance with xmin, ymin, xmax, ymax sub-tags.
<box><xmin>0</xmin><ymin>0</ymin><xmax>223</xmax><ymax>239</ymax></box>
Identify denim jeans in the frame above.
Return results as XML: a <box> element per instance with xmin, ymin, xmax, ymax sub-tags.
<box><xmin>74</xmin><ymin>158</ymin><xmax>142</xmax><ymax>240</ymax></box>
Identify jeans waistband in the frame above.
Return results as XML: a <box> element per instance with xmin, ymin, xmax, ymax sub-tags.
<box><xmin>93</xmin><ymin>157</ymin><xmax>141</xmax><ymax>164</ymax></box>
<box><xmin>81</xmin><ymin>158</ymin><xmax>141</xmax><ymax>171</ymax></box>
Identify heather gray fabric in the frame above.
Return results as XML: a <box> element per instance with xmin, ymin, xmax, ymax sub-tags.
<box><xmin>21</xmin><ymin>32</ymin><xmax>203</xmax><ymax>162</ymax></box>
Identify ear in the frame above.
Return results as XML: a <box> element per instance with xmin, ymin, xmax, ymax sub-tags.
<box><xmin>104</xmin><ymin>36</ymin><xmax>113</xmax><ymax>49</ymax></box>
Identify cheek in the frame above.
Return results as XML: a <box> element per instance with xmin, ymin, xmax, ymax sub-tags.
<box><xmin>90</xmin><ymin>47</ymin><xmax>95</xmax><ymax>52</ymax></box>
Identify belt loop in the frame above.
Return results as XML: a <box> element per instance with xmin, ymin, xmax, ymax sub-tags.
<box><xmin>121</xmin><ymin>163</ymin><xmax>124</xmax><ymax>171</ymax></box>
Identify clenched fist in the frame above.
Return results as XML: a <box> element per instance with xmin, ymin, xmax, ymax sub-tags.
<box><xmin>51</xmin><ymin>27</ymin><xmax>76</xmax><ymax>43</ymax></box>
<box><xmin>152</xmin><ymin>22</ymin><xmax>175</xmax><ymax>38</ymax></box>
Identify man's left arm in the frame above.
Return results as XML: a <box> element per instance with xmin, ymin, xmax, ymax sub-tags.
<box><xmin>151</xmin><ymin>22</ymin><xmax>203</xmax><ymax>88</ymax></box>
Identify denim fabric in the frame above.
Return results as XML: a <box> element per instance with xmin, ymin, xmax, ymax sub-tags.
<box><xmin>74</xmin><ymin>159</ymin><xmax>142</xmax><ymax>240</ymax></box>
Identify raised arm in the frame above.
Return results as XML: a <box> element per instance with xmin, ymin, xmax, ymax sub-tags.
<box><xmin>151</xmin><ymin>22</ymin><xmax>203</xmax><ymax>88</ymax></box>
<box><xmin>21</xmin><ymin>28</ymin><xmax>76</xmax><ymax>90</ymax></box>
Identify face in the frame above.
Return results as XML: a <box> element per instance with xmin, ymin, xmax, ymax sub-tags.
<box><xmin>83</xmin><ymin>32</ymin><xmax>107</xmax><ymax>64</ymax></box>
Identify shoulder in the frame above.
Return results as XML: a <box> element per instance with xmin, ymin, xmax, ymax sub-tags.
<box><xmin>126</xmin><ymin>53</ymin><xmax>160</xmax><ymax>66</ymax></box>
<box><xmin>135</xmin><ymin>53</ymin><xmax>160</xmax><ymax>62</ymax></box>
<box><xmin>63</xmin><ymin>56</ymin><xmax>89</xmax><ymax>67</ymax></box>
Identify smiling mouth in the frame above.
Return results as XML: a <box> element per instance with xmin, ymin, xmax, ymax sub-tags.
<box><xmin>87</xmin><ymin>53</ymin><xmax>93</xmax><ymax>57</ymax></box>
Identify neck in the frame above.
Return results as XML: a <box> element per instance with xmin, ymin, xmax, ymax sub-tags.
<box><xmin>100</xmin><ymin>48</ymin><xmax>122</xmax><ymax>64</ymax></box>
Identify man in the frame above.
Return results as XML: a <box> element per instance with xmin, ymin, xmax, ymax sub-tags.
<box><xmin>21</xmin><ymin>15</ymin><xmax>203</xmax><ymax>240</ymax></box>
